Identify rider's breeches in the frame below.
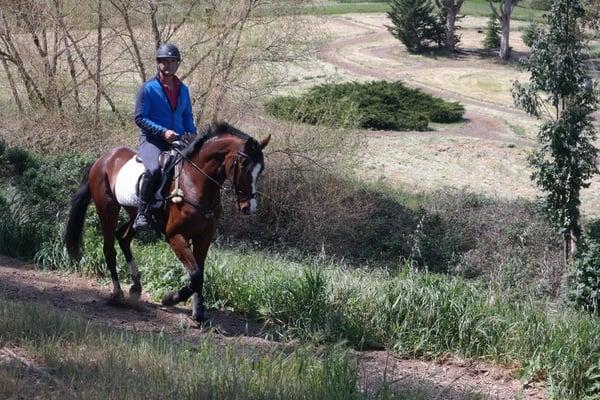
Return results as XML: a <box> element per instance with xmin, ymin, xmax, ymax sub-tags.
<box><xmin>138</xmin><ymin>137</ymin><xmax>167</xmax><ymax>184</ymax></box>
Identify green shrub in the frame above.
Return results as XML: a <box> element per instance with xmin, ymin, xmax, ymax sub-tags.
<box><xmin>522</xmin><ymin>21</ymin><xmax>543</xmax><ymax>47</ymax></box>
<box><xmin>6</xmin><ymin>146</ymin><xmax>37</xmax><ymax>173</ymax></box>
<box><xmin>569</xmin><ymin>220</ymin><xmax>600</xmax><ymax>312</ymax></box>
<box><xmin>483</xmin><ymin>15</ymin><xmax>501</xmax><ymax>49</ymax></box>
<box><xmin>265</xmin><ymin>81</ymin><xmax>464</xmax><ymax>131</ymax></box>
<box><xmin>387</xmin><ymin>0</ymin><xmax>445</xmax><ymax>53</ymax></box>
<box><xmin>0</xmin><ymin>146</ymin><xmax>93</xmax><ymax>258</ymax></box>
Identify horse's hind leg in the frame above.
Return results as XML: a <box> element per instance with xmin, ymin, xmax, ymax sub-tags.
<box><xmin>97</xmin><ymin>202</ymin><xmax>125</xmax><ymax>305</ymax></box>
<box><xmin>117</xmin><ymin>208</ymin><xmax>141</xmax><ymax>301</ymax></box>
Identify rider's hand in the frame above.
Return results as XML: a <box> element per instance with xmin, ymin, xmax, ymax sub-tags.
<box><xmin>164</xmin><ymin>129</ymin><xmax>179</xmax><ymax>143</ymax></box>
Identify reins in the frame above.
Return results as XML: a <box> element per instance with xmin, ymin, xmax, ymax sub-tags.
<box><xmin>169</xmin><ymin>143</ymin><xmax>257</xmax><ymax>211</ymax></box>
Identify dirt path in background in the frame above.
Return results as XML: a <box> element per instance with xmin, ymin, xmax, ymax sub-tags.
<box><xmin>316</xmin><ymin>15</ymin><xmax>534</xmax><ymax>146</ymax></box>
<box><xmin>0</xmin><ymin>256</ymin><xmax>545</xmax><ymax>399</ymax></box>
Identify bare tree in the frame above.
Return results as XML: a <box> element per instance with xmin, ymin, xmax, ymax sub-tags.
<box><xmin>490</xmin><ymin>0</ymin><xmax>519</xmax><ymax>61</ymax></box>
<box><xmin>95</xmin><ymin>0</ymin><xmax>103</xmax><ymax>125</ymax></box>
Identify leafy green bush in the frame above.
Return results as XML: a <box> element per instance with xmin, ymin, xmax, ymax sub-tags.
<box><xmin>0</xmin><ymin>145</ymin><xmax>93</xmax><ymax>258</ymax></box>
<box><xmin>265</xmin><ymin>81</ymin><xmax>464</xmax><ymax>131</ymax></box>
<box><xmin>483</xmin><ymin>15</ymin><xmax>501</xmax><ymax>49</ymax></box>
<box><xmin>569</xmin><ymin>219</ymin><xmax>600</xmax><ymax>312</ymax></box>
<box><xmin>522</xmin><ymin>21</ymin><xmax>543</xmax><ymax>47</ymax></box>
<box><xmin>387</xmin><ymin>0</ymin><xmax>445</xmax><ymax>53</ymax></box>
<box><xmin>6</xmin><ymin>146</ymin><xmax>38</xmax><ymax>174</ymax></box>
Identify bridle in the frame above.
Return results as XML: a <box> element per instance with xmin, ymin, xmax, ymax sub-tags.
<box><xmin>231</xmin><ymin>150</ymin><xmax>258</xmax><ymax>202</ymax></box>
<box><xmin>172</xmin><ymin>145</ymin><xmax>259</xmax><ymax>208</ymax></box>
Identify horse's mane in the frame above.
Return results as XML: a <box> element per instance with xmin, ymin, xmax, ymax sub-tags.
<box><xmin>182</xmin><ymin>122</ymin><xmax>260</xmax><ymax>159</ymax></box>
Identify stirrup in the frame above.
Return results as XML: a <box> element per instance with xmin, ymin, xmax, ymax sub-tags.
<box><xmin>133</xmin><ymin>213</ymin><xmax>151</xmax><ymax>231</ymax></box>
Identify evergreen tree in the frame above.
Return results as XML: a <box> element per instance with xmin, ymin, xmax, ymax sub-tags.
<box><xmin>483</xmin><ymin>14</ymin><xmax>502</xmax><ymax>49</ymax></box>
<box><xmin>387</xmin><ymin>0</ymin><xmax>444</xmax><ymax>53</ymax></box>
<box><xmin>513</xmin><ymin>0</ymin><xmax>598</xmax><ymax>263</ymax></box>
<box><xmin>435</xmin><ymin>0</ymin><xmax>465</xmax><ymax>51</ymax></box>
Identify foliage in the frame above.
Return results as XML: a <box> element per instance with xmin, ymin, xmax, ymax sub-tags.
<box><xmin>483</xmin><ymin>15</ymin><xmax>502</xmax><ymax>49</ymax></box>
<box><xmin>521</xmin><ymin>21</ymin><xmax>543</xmax><ymax>47</ymax></box>
<box><xmin>513</xmin><ymin>0</ymin><xmax>598</xmax><ymax>261</ymax></box>
<box><xmin>0</xmin><ymin>296</ymin><xmax>386</xmax><ymax>400</ymax></box>
<box><xmin>387</xmin><ymin>0</ymin><xmax>445</xmax><ymax>53</ymax></box>
<box><xmin>265</xmin><ymin>81</ymin><xmax>464</xmax><ymax>131</ymax></box>
<box><xmin>0</xmin><ymin>145</ymin><xmax>93</xmax><ymax>258</ymax></box>
<box><xmin>109</xmin><ymin>246</ymin><xmax>600</xmax><ymax>398</ymax></box>
<box><xmin>569</xmin><ymin>220</ymin><xmax>600</xmax><ymax>312</ymax></box>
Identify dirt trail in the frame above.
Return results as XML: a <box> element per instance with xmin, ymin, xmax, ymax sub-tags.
<box><xmin>0</xmin><ymin>256</ymin><xmax>545</xmax><ymax>399</ymax></box>
<box><xmin>316</xmin><ymin>15</ymin><xmax>535</xmax><ymax>145</ymax></box>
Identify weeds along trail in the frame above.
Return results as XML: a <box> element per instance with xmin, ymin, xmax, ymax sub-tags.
<box><xmin>0</xmin><ymin>256</ymin><xmax>545</xmax><ymax>400</ymax></box>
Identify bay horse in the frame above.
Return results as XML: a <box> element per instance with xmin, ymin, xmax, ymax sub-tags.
<box><xmin>65</xmin><ymin>122</ymin><xmax>270</xmax><ymax>322</ymax></box>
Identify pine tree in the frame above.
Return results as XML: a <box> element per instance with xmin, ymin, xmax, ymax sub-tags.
<box><xmin>387</xmin><ymin>0</ymin><xmax>444</xmax><ymax>53</ymax></box>
<box><xmin>513</xmin><ymin>0</ymin><xmax>598</xmax><ymax>263</ymax></box>
<box><xmin>483</xmin><ymin>14</ymin><xmax>501</xmax><ymax>49</ymax></box>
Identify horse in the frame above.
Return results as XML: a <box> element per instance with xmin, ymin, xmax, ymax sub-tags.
<box><xmin>65</xmin><ymin>122</ymin><xmax>270</xmax><ymax>322</ymax></box>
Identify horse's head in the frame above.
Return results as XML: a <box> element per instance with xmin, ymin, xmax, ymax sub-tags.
<box><xmin>225</xmin><ymin>135</ymin><xmax>270</xmax><ymax>215</ymax></box>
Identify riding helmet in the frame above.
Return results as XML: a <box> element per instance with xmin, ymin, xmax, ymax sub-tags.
<box><xmin>156</xmin><ymin>43</ymin><xmax>181</xmax><ymax>61</ymax></box>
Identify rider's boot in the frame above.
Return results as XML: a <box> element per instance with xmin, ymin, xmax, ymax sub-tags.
<box><xmin>133</xmin><ymin>173</ymin><xmax>156</xmax><ymax>231</ymax></box>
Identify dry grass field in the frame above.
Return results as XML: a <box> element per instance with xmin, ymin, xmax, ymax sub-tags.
<box><xmin>280</xmin><ymin>13</ymin><xmax>600</xmax><ymax>219</ymax></box>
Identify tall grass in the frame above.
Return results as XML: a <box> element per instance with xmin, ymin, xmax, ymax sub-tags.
<box><xmin>35</xmin><ymin>238</ymin><xmax>600</xmax><ymax>397</ymax></box>
<box><xmin>0</xmin><ymin>296</ymin><xmax>392</xmax><ymax>400</ymax></box>
<box><xmin>204</xmin><ymin>249</ymin><xmax>600</xmax><ymax>398</ymax></box>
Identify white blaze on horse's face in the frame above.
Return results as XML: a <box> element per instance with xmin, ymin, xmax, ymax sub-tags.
<box><xmin>249</xmin><ymin>163</ymin><xmax>262</xmax><ymax>214</ymax></box>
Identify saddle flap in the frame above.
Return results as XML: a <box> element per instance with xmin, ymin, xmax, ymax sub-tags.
<box><xmin>114</xmin><ymin>156</ymin><xmax>145</xmax><ymax>207</ymax></box>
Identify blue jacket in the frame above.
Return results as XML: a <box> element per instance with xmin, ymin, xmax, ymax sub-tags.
<box><xmin>134</xmin><ymin>76</ymin><xmax>197</xmax><ymax>142</ymax></box>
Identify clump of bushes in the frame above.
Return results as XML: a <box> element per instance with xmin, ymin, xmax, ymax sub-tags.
<box><xmin>265</xmin><ymin>81</ymin><xmax>464</xmax><ymax>131</ymax></box>
<box><xmin>0</xmin><ymin>144</ymin><xmax>92</xmax><ymax>258</ymax></box>
<box><xmin>569</xmin><ymin>219</ymin><xmax>600</xmax><ymax>312</ymax></box>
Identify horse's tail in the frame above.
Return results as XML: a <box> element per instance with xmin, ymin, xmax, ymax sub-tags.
<box><xmin>65</xmin><ymin>165</ymin><xmax>92</xmax><ymax>261</ymax></box>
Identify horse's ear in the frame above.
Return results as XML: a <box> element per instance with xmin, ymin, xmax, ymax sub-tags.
<box><xmin>260</xmin><ymin>135</ymin><xmax>271</xmax><ymax>149</ymax></box>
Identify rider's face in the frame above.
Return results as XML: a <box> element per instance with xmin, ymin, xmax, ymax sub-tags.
<box><xmin>157</xmin><ymin>58</ymin><xmax>179</xmax><ymax>76</ymax></box>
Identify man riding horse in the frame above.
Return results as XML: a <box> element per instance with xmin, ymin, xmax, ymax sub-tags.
<box><xmin>133</xmin><ymin>43</ymin><xmax>197</xmax><ymax>231</ymax></box>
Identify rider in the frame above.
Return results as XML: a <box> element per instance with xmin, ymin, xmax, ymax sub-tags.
<box><xmin>133</xmin><ymin>43</ymin><xmax>198</xmax><ymax>231</ymax></box>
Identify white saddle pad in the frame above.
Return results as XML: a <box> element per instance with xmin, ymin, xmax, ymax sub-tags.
<box><xmin>114</xmin><ymin>156</ymin><xmax>144</xmax><ymax>207</ymax></box>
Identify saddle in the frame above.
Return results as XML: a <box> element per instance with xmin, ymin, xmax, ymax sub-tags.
<box><xmin>114</xmin><ymin>143</ymin><xmax>186</xmax><ymax>216</ymax></box>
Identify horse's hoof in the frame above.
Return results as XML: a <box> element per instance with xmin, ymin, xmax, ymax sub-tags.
<box><xmin>161</xmin><ymin>291</ymin><xmax>179</xmax><ymax>307</ymax></box>
<box><xmin>129</xmin><ymin>285</ymin><xmax>142</xmax><ymax>302</ymax></box>
<box><xmin>106</xmin><ymin>290</ymin><xmax>126</xmax><ymax>307</ymax></box>
<box><xmin>191</xmin><ymin>310</ymin><xmax>205</xmax><ymax>323</ymax></box>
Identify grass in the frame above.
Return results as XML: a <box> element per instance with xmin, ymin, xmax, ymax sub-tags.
<box><xmin>33</xmin><ymin>235</ymin><xmax>600</xmax><ymax>398</ymax></box>
<box><xmin>0</xmin><ymin>295</ymin><xmax>404</xmax><ymax>400</ymax></box>
<box><xmin>293</xmin><ymin>1</ymin><xmax>544</xmax><ymax>21</ymax></box>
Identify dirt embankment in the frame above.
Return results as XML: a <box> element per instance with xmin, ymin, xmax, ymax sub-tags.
<box><xmin>0</xmin><ymin>256</ymin><xmax>545</xmax><ymax>399</ymax></box>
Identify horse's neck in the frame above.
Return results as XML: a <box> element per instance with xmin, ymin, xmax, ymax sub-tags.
<box><xmin>185</xmin><ymin>136</ymin><xmax>241</xmax><ymax>201</ymax></box>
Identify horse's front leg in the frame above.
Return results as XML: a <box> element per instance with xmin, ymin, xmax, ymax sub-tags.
<box><xmin>188</xmin><ymin>232</ymin><xmax>216</xmax><ymax>322</ymax></box>
<box><xmin>161</xmin><ymin>233</ymin><xmax>206</xmax><ymax>321</ymax></box>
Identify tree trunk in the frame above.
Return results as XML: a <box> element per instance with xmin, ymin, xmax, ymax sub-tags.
<box><xmin>1</xmin><ymin>58</ymin><xmax>24</xmax><ymax>114</ymax></box>
<box><xmin>499</xmin><ymin>0</ymin><xmax>512</xmax><ymax>61</ymax></box>
<box><xmin>95</xmin><ymin>0</ymin><xmax>103</xmax><ymax>126</ymax></box>
<box><xmin>446</xmin><ymin>7</ymin><xmax>457</xmax><ymax>51</ymax></box>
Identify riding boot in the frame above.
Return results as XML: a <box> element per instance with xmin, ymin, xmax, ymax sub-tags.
<box><xmin>133</xmin><ymin>173</ymin><xmax>157</xmax><ymax>231</ymax></box>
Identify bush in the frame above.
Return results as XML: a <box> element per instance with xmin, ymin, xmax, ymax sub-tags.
<box><xmin>483</xmin><ymin>15</ymin><xmax>501</xmax><ymax>49</ymax></box>
<box><xmin>522</xmin><ymin>22</ymin><xmax>543</xmax><ymax>47</ymax></box>
<box><xmin>6</xmin><ymin>146</ymin><xmax>38</xmax><ymax>174</ymax></box>
<box><xmin>0</xmin><ymin>145</ymin><xmax>93</xmax><ymax>258</ymax></box>
<box><xmin>387</xmin><ymin>0</ymin><xmax>445</xmax><ymax>53</ymax></box>
<box><xmin>265</xmin><ymin>81</ymin><xmax>464</xmax><ymax>131</ymax></box>
<box><xmin>569</xmin><ymin>219</ymin><xmax>600</xmax><ymax>312</ymax></box>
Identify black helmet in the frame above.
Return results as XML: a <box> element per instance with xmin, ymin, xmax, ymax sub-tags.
<box><xmin>156</xmin><ymin>43</ymin><xmax>181</xmax><ymax>61</ymax></box>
